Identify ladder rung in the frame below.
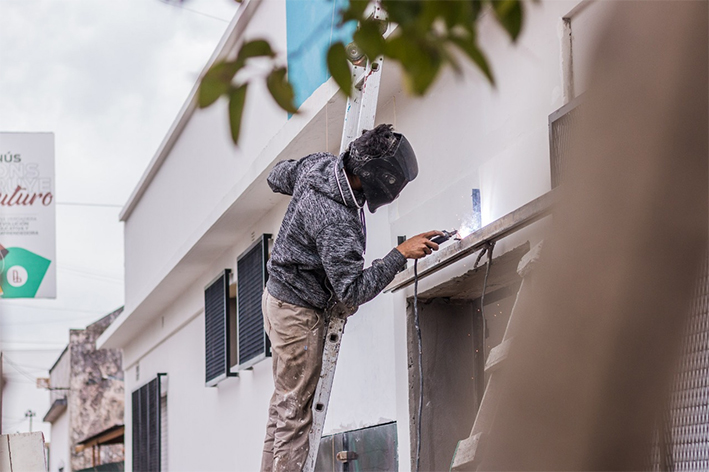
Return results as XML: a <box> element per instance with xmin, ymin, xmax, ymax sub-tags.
<box><xmin>354</xmin><ymin>72</ymin><xmax>367</xmax><ymax>90</ymax></box>
<box><xmin>485</xmin><ymin>337</ymin><xmax>512</xmax><ymax>373</ymax></box>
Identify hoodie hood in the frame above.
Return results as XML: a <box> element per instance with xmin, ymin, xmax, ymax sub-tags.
<box><xmin>300</xmin><ymin>152</ymin><xmax>365</xmax><ymax>209</ymax></box>
<box><xmin>329</xmin><ymin>153</ymin><xmax>366</xmax><ymax>209</ymax></box>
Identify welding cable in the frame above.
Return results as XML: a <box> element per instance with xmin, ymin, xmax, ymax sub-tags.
<box><xmin>413</xmin><ymin>258</ymin><xmax>423</xmax><ymax>472</ymax></box>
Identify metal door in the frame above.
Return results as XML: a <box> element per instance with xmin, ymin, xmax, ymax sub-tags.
<box><xmin>315</xmin><ymin>422</ymin><xmax>398</xmax><ymax>471</ymax></box>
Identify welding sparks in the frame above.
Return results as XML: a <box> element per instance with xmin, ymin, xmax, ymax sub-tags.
<box><xmin>456</xmin><ymin>205</ymin><xmax>485</xmax><ymax>239</ymax></box>
<box><xmin>457</xmin><ymin>220</ymin><xmax>478</xmax><ymax>239</ymax></box>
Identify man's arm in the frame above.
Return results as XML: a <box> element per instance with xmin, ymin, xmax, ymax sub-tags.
<box><xmin>267</xmin><ymin>154</ymin><xmax>321</xmax><ymax>196</ymax></box>
<box><xmin>316</xmin><ymin>226</ymin><xmax>443</xmax><ymax>308</ymax></box>
<box><xmin>267</xmin><ymin>160</ymin><xmax>300</xmax><ymax>196</ymax></box>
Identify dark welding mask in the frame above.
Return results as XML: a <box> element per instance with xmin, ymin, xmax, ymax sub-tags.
<box><xmin>353</xmin><ymin>133</ymin><xmax>418</xmax><ymax>213</ymax></box>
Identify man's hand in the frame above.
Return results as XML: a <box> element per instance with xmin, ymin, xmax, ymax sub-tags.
<box><xmin>395</xmin><ymin>231</ymin><xmax>445</xmax><ymax>259</ymax></box>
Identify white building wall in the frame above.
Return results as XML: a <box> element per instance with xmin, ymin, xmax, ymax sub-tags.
<box><xmin>48</xmin><ymin>349</ymin><xmax>70</xmax><ymax>406</ymax></box>
<box><xmin>126</xmin><ymin>315</ymin><xmax>273</xmax><ymax>472</ymax></box>
<box><xmin>48</xmin><ymin>410</ymin><xmax>70</xmax><ymax>472</ymax></box>
<box><xmin>123</xmin><ymin>0</ymin><xmax>288</xmax><ymax>313</ymax></box>
<box><xmin>109</xmin><ymin>0</ymin><xmax>614</xmax><ymax>470</ymax></box>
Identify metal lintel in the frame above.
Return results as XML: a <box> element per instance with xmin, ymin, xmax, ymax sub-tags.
<box><xmin>385</xmin><ymin>190</ymin><xmax>555</xmax><ymax>293</ymax></box>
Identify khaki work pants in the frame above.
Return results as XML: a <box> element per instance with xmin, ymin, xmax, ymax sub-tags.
<box><xmin>261</xmin><ymin>289</ymin><xmax>326</xmax><ymax>472</ymax></box>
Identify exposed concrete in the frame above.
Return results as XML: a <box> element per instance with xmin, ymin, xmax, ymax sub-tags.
<box><xmin>417</xmin><ymin>243</ymin><xmax>529</xmax><ymax>301</ymax></box>
<box><xmin>69</xmin><ymin>311</ymin><xmax>124</xmax><ymax>470</ymax></box>
<box><xmin>46</xmin><ymin>308</ymin><xmax>125</xmax><ymax>471</ymax></box>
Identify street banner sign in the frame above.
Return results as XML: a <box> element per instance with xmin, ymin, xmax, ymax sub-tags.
<box><xmin>0</xmin><ymin>133</ymin><xmax>56</xmax><ymax>298</ymax></box>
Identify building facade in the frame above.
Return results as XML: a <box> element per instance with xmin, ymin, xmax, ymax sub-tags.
<box><xmin>45</xmin><ymin>309</ymin><xmax>124</xmax><ymax>472</ymax></box>
<box><xmin>97</xmin><ymin>0</ymin><xmax>635</xmax><ymax>470</ymax></box>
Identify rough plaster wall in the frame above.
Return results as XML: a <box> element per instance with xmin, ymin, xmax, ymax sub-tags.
<box><xmin>68</xmin><ymin>310</ymin><xmax>124</xmax><ymax>470</ymax></box>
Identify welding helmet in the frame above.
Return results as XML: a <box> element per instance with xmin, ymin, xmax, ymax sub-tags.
<box><xmin>348</xmin><ymin>126</ymin><xmax>419</xmax><ymax>213</ymax></box>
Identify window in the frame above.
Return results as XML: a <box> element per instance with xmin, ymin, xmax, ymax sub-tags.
<box><xmin>204</xmin><ymin>269</ymin><xmax>236</xmax><ymax>386</ymax></box>
<box><xmin>548</xmin><ymin>97</ymin><xmax>582</xmax><ymax>188</ymax></box>
<box><xmin>132</xmin><ymin>374</ymin><xmax>166</xmax><ymax>472</ymax></box>
<box><xmin>235</xmin><ymin>234</ymin><xmax>272</xmax><ymax>370</ymax></box>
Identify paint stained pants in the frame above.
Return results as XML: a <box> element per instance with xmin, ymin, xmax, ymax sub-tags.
<box><xmin>261</xmin><ymin>289</ymin><xmax>326</xmax><ymax>472</ymax></box>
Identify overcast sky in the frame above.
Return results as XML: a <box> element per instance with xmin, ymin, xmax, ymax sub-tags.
<box><xmin>0</xmin><ymin>0</ymin><xmax>238</xmax><ymax>435</ymax></box>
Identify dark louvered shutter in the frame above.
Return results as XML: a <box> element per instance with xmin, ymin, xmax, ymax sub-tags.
<box><xmin>132</xmin><ymin>376</ymin><xmax>162</xmax><ymax>472</ymax></box>
<box><xmin>204</xmin><ymin>269</ymin><xmax>234</xmax><ymax>386</ymax></box>
<box><xmin>237</xmin><ymin>234</ymin><xmax>272</xmax><ymax>369</ymax></box>
<box><xmin>132</xmin><ymin>389</ymin><xmax>142</xmax><ymax>470</ymax></box>
<box><xmin>549</xmin><ymin>97</ymin><xmax>582</xmax><ymax>188</ymax></box>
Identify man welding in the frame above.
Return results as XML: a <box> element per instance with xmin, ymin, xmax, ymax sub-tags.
<box><xmin>260</xmin><ymin>123</ymin><xmax>442</xmax><ymax>472</ymax></box>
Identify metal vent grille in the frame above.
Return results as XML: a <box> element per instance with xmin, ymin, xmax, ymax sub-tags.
<box><xmin>651</xmin><ymin>253</ymin><xmax>709</xmax><ymax>471</ymax></box>
<box><xmin>204</xmin><ymin>269</ymin><xmax>232</xmax><ymax>386</ymax></box>
<box><xmin>132</xmin><ymin>377</ymin><xmax>161</xmax><ymax>472</ymax></box>
<box><xmin>549</xmin><ymin>98</ymin><xmax>582</xmax><ymax>188</ymax></box>
<box><xmin>237</xmin><ymin>234</ymin><xmax>271</xmax><ymax>369</ymax></box>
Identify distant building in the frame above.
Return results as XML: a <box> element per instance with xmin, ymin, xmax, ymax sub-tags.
<box><xmin>44</xmin><ymin>308</ymin><xmax>125</xmax><ymax>472</ymax></box>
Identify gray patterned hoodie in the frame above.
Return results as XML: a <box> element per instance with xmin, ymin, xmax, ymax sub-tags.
<box><xmin>266</xmin><ymin>152</ymin><xmax>406</xmax><ymax>311</ymax></box>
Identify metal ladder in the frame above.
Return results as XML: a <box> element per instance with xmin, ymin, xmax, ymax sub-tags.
<box><xmin>450</xmin><ymin>241</ymin><xmax>544</xmax><ymax>471</ymax></box>
<box><xmin>302</xmin><ymin>11</ymin><xmax>387</xmax><ymax>472</ymax></box>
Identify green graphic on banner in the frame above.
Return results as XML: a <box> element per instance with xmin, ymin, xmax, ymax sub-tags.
<box><xmin>0</xmin><ymin>247</ymin><xmax>51</xmax><ymax>298</ymax></box>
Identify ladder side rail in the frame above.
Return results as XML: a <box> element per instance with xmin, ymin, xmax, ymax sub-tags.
<box><xmin>339</xmin><ymin>65</ymin><xmax>367</xmax><ymax>152</ymax></box>
<box><xmin>303</xmin><ymin>55</ymin><xmax>385</xmax><ymax>472</ymax></box>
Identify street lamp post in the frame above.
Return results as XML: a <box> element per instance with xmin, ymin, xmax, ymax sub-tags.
<box><xmin>24</xmin><ymin>410</ymin><xmax>36</xmax><ymax>432</ymax></box>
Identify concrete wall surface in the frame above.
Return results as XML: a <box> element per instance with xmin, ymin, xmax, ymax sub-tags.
<box><xmin>68</xmin><ymin>319</ymin><xmax>124</xmax><ymax>470</ymax></box>
<box><xmin>0</xmin><ymin>432</ymin><xmax>47</xmax><ymax>472</ymax></box>
<box><xmin>48</xmin><ymin>349</ymin><xmax>70</xmax><ymax>407</ymax></box>
<box><xmin>104</xmin><ymin>0</ymin><xmax>617</xmax><ymax>470</ymax></box>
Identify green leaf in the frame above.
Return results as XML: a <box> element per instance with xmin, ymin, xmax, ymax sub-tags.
<box><xmin>236</xmin><ymin>39</ymin><xmax>275</xmax><ymax>67</ymax></box>
<box><xmin>441</xmin><ymin>46</ymin><xmax>463</xmax><ymax>76</ymax></box>
<box><xmin>470</xmin><ymin>0</ymin><xmax>483</xmax><ymax>21</ymax></box>
<box><xmin>439</xmin><ymin>1</ymin><xmax>469</xmax><ymax>30</ymax></box>
<box><xmin>493</xmin><ymin>0</ymin><xmax>523</xmax><ymax>41</ymax></box>
<box><xmin>198</xmin><ymin>61</ymin><xmax>240</xmax><ymax>108</ymax></box>
<box><xmin>387</xmin><ymin>34</ymin><xmax>441</xmax><ymax>95</ymax></box>
<box><xmin>266</xmin><ymin>67</ymin><xmax>298</xmax><ymax>114</ymax></box>
<box><xmin>449</xmin><ymin>34</ymin><xmax>495</xmax><ymax>85</ymax></box>
<box><xmin>327</xmin><ymin>42</ymin><xmax>353</xmax><ymax>97</ymax></box>
<box><xmin>228</xmin><ymin>84</ymin><xmax>248</xmax><ymax>145</ymax></box>
<box><xmin>340</xmin><ymin>0</ymin><xmax>369</xmax><ymax>23</ymax></box>
<box><xmin>410</xmin><ymin>49</ymin><xmax>442</xmax><ymax>95</ymax></box>
<box><xmin>381</xmin><ymin>0</ymin><xmax>422</xmax><ymax>28</ymax></box>
<box><xmin>417</xmin><ymin>0</ymin><xmax>441</xmax><ymax>31</ymax></box>
<box><xmin>353</xmin><ymin>19</ymin><xmax>386</xmax><ymax>60</ymax></box>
